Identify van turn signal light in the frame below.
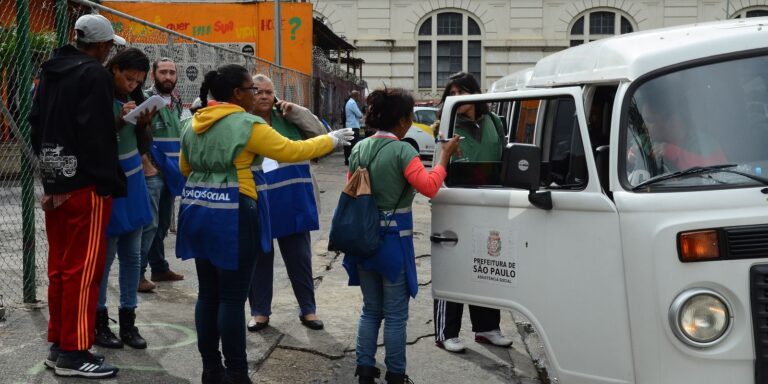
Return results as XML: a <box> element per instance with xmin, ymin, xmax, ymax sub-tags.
<box><xmin>679</xmin><ymin>230</ymin><xmax>720</xmax><ymax>262</ymax></box>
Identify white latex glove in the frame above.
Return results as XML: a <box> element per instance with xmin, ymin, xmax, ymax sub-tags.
<box><xmin>328</xmin><ymin>128</ymin><xmax>355</xmax><ymax>148</ymax></box>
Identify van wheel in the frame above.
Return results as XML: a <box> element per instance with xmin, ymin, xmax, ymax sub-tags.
<box><xmin>403</xmin><ymin>138</ymin><xmax>419</xmax><ymax>154</ymax></box>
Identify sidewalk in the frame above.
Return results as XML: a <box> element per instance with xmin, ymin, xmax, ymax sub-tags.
<box><xmin>0</xmin><ymin>153</ymin><xmax>544</xmax><ymax>384</ymax></box>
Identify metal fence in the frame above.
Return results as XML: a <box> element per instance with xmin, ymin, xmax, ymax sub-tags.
<box><xmin>0</xmin><ymin>0</ymin><xmax>313</xmax><ymax>311</ymax></box>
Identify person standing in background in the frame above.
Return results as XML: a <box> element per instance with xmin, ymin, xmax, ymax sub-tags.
<box><xmin>30</xmin><ymin>14</ymin><xmax>126</xmax><ymax>378</ymax></box>
<box><xmin>344</xmin><ymin>90</ymin><xmax>363</xmax><ymax>165</ymax></box>
<box><xmin>138</xmin><ymin>58</ymin><xmax>185</xmax><ymax>293</ymax></box>
<box><xmin>246</xmin><ymin>74</ymin><xmax>325</xmax><ymax>333</ymax></box>
<box><xmin>432</xmin><ymin>72</ymin><xmax>512</xmax><ymax>354</ymax></box>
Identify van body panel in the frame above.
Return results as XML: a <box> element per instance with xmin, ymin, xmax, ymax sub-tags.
<box><xmin>434</xmin><ymin>19</ymin><xmax>768</xmax><ymax>384</ymax></box>
<box><xmin>614</xmin><ymin>189</ymin><xmax>768</xmax><ymax>383</ymax></box>
<box><xmin>433</xmin><ymin>88</ymin><xmax>634</xmax><ymax>382</ymax></box>
<box><xmin>528</xmin><ymin>18</ymin><xmax>768</xmax><ymax>88</ymax></box>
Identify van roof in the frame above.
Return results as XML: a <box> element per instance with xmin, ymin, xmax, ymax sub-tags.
<box><xmin>490</xmin><ymin>68</ymin><xmax>534</xmax><ymax>93</ymax></box>
<box><xmin>525</xmin><ymin>17</ymin><xmax>768</xmax><ymax>88</ymax></box>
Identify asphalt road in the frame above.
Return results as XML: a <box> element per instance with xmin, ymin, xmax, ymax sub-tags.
<box><xmin>0</xmin><ymin>152</ymin><xmax>545</xmax><ymax>384</ymax></box>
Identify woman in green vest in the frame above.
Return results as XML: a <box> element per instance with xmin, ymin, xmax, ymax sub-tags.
<box><xmin>432</xmin><ymin>72</ymin><xmax>514</xmax><ymax>353</ymax></box>
<box><xmin>95</xmin><ymin>48</ymin><xmax>156</xmax><ymax>351</ymax></box>
<box><xmin>177</xmin><ymin>64</ymin><xmax>353</xmax><ymax>384</ymax></box>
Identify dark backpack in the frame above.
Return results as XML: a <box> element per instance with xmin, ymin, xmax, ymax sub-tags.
<box><xmin>328</xmin><ymin>141</ymin><xmax>406</xmax><ymax>257</ymax></box>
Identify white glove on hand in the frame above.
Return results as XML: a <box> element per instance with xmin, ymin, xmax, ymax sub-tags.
<box><xmin>328</xmin><ymin>128</ymin><xmax>355</xmax><ymax>148</ymax></box>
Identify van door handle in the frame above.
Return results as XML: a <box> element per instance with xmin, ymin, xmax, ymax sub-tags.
<box><xmin>430</xmin><ymin>234</ymin><xmax>458</xmax><ymax>243</ymax></box>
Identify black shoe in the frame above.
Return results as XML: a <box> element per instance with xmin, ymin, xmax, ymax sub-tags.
<box><xmin>355</xmin><ymin>365</ymin><xmax>381</xmax><ymax>384</ymax></box>
<box><xmin>299</xmin><ymin>316</ymin><xmax>324</xmax><ymax>330</ymax></box>
<box><xmin>45</xmin><ymin>344</ymin><xmax>104</xmax><ymax>369</ymax></box>
<box><xmin>119</xmin><ymin>308</ymin><xmax>147</xmax><ymax>349</ymax></box>
<box><xmin>202</xmin><ymin>367</ymin><xmax>225</xmax><ymax>384</ymax></box>
<box><xmin>246</xmin><ymin>317</ymin><xmax>269</xmax><ymax>332</ymax></box>
<box><xmin>94</xmin><ymin>309</ymin><xmax>123</xmax><ymax>349</ymax></box>
<box><xmin>385</xmin><ymin>371</ymin><xmax>414</xmax><ymax>384</ymax></box>
<box><xmin>54</xmin><ymin>351</ymin><xmax>118</xmax><ymax>378</ymax></box>
<box><xmin>222</xmin><ymin>371</ymin><xmax>253</xmax><ymax>384</ymax></box>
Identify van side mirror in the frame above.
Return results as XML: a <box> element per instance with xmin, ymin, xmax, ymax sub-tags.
<box><xmin>501</xmin><ymin>143</ymin><xmax>553</xmax><ymax>210</ymax></box>
<box><xmin>501</xmin><ymin>143</ymin><xmax>541</xmax><ymax>190</ymax></box>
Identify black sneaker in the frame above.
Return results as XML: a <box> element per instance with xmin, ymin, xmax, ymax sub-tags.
<box><xmin>54</xmin><ymin>351</ymin><xmax>118</xmax><ymax>378</ymax></box>
<box><xmin>46</xmin><ymin>345</ymin><xmax>106</xmax><ymax>369</ymax></box>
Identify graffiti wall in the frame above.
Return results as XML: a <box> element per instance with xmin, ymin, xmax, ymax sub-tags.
<box><xmin>102</xmin><ymin>1</ymin><xmax>312</xmax><ymax>75</ymax></box>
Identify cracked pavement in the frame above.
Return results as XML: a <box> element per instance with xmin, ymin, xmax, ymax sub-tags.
<box><xmin>0</xmin><ymin>152</ymin><xmax>544</xmax><ymax>384</ymax></box>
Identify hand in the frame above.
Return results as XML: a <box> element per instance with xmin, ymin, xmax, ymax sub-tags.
<box><xmin>142</xmin><ymin>154</ymin><xmax>158</xmax><ymax>177</ymax></box>
<box><xmin>121</xmin><ymin>101</ymin><xmax>137</xmax><ymax>117</ymax></box>
<box><xmin>437</xmin><ymin>135</ymin><xmax>462</xmax><ymax>168</ymax></box>
<box><xmin>328</xmin><ymin>128</ymin><xmax>355</xmax><ymax>148</ymax></box>
<box><xmin>136</xmin><ymin>106</ymin><xmax>158</xmax><ymax>127</ymax></box>
<box><xmin>276</xmin><ymin>100</ymin><xmax>295</xmax><ymax>116</ymax></box>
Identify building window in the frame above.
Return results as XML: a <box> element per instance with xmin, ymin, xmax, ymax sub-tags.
<box><xmin>416</xmin><ymin>11</ymin><xmax>483</xmax><ymax>92</ymax></box>
<box><xmin>732</xmin><ymin>7</ymin><xmax>768</xmax><ymax>18</ymax></box>
<box><xmin>569</xmin><ymin>9</ymin><xmax>636</xmax><ymax>47</ymax></box>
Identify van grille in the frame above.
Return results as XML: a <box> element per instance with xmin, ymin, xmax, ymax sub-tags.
<box><xmin>724</xmin><ymin>225</ymin><xmax>768</xmax><ymax>259</ymax></box>
<box><xmin>750</xmin><ymin>265</ymin><xmax>768</xmax><ymax>383</ymax></box>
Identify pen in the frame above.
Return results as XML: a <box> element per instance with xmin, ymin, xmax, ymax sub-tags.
<box><xmin>435</xmin><ymin>136</ymin><xmax>465</xmax><ymax>143</ymax></box>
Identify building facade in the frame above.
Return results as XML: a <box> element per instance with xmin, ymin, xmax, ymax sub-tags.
<box><xmin>310</xmin><ymin>0</ymin><xmax>768</xmax><ymax>101</ymax></box>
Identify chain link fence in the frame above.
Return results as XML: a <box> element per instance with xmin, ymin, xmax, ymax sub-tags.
<box><xmin>0</xmin><ymin>0</ymin><xmax>313</xmax><ymax>312</ymax></box>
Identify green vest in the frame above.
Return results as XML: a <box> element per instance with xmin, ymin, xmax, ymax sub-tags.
<box><xmin>152</xmin><ymin>106</ymin><xmax>181</xmax><ymax>139</ymax></box>
<box><xmin>113</xmin><ymin>101</ymin><xmax>138</xmax><ymax>156</ymax></box>
<box><xmin>454</xmin><ymin>113</ymin><xmax>504</xmax><ymax>162</ymax></box>
<box><xmin>269</xmin><ymin>108</ymin><xmax>302</xmax><ymax>141</ymax></box>
<box><xmin>181</xmin><ymin>112</ymin><xmax>267</xmax><ymax>184</ymax></box>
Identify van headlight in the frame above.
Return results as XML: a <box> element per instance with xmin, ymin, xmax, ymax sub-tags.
<box><xmin>669</xmin><ymin>288</ymin><xmax>732</xmax><ymax>347</ymax></box>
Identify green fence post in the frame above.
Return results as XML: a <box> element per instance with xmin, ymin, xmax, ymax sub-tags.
<box><xmin>16</xmin><ymin>0</ymin><xmax>37</xmax><ymax>304</ymax></box>
<box><xmin>55</xmin><ymin>0</ymin><xmax>69</xmax><ymax>47</ymax></box>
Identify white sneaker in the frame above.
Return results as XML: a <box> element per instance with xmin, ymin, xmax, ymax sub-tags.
<box><xmin>475</xmin><ymin>329</ymin><xmax>513</xmax><ymax>347</ymax></box>
<box><xmin>436</xmin><ymin>337</ymin><xmax>466</xmax><ymax>353</ymax></box>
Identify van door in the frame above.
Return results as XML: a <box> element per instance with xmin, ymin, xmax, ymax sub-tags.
<box><xmin>431</xmin><ymin>88</ymin><xmax>634</xmax><ymax>384</ymax></box>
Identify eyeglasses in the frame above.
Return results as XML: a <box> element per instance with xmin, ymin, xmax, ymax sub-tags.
<box><xmin>239</xmin><ymin>87</ymin><xmax>274</xmax><ymax>96</ymax></box>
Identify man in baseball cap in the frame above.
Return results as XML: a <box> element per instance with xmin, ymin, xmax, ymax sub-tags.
<box><xmin>30</xmin><ymin>12</ymin><xmax>128</xmax><ymax>379</ymax></box>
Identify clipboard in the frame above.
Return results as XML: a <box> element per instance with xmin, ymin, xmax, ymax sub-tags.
<box><xmin>123</xmin><ymin>95</ymin><xmax>167</xmax><ymax>124</ymax></box>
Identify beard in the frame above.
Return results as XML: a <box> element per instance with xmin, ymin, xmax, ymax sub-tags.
<box><xmin>155</xmin><ymin>79</ymin><xmax>176</xmax><ymax>94</ymax></box>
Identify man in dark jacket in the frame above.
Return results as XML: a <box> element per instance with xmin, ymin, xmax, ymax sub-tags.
<box><xmin>30</xmin><ymin>14</ymin><xmax>126</xmax><ymax>379</ymax></box>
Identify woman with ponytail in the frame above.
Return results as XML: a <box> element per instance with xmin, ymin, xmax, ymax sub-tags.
<box><xmin>344</xmin><ymin>88</ymin><xmax>460</xmax><ymax>384</ymax></box>
<box><xmin>177</xmin><ymin>64</ymin><xmax>353</xmax><ymax>384</ymax></box>
<box><xmin>94</xmin><ymin>47</ymin><xmax>156</xmax><ymax>351</ymax></box>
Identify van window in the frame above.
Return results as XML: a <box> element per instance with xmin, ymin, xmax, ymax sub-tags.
<box><xmin>445</xmin><ymin>96</ymin><xmax>588</xmax><ymax>190</ymax></box>
<box><xmin>623</xmin><ymin>54</ymin><xmax>768</xmax><ymax>190</ymax></box>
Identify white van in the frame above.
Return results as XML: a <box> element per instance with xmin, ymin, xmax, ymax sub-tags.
<box><xmin>431</xmin><ymin>18</ymin><xmax>768</xmax><ymax>384</ymax></box>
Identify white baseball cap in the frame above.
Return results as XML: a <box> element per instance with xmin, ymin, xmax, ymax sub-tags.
<box><xmin>75</xmin><ymin>14</ymin><xmax>126</xmax><ymax>45</ymax></box>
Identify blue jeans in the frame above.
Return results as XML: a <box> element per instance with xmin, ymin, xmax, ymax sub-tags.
<box><xmin>356</xmin><ymin>267</ymin><xmax>410</xmax><ymax>374</ymax></box>
<box><xmin>140</xmin><ymin>175</ymin><xmax>171</xmax><ymax>276</ymax></box>
<box><xmin>98</xmin><ymin>228</ymin><xmax>142</xmax><ymax>310</ymax></box>
<box><xmin>248</xmin><ymin>231</ymin><xmax>316</xmax><ymax>317</ymax></box>
<box><xmin>195</xmin><ymin>196</ymin><xmax>261</xmax><ymax>375</ymax></box>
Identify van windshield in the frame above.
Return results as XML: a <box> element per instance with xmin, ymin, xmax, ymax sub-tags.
<box><xmin>623</xmin><ymin>54</ymin><xmax>768</xmax><ymax>190</ymax></box>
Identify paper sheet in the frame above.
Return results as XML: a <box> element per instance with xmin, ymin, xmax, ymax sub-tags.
<box><xmin>123</xmin><ymin>95</ymin><xmax>167</xmax><ymax>124</ymax></box>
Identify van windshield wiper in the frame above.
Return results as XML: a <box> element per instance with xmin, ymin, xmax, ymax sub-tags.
<box><xmin>632</xmin><ymin>164</ymin><xmax>768</xmax><ymax>190</ymax></box>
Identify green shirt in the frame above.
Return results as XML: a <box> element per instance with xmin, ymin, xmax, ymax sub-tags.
<box><xmin>349</xmin><ymin>137</ymin><xmax>419</xmax><ymax>210</ymax></box>
<box><xmin>454</xmin><ymin>112</ymin><xmax>504</xmax><ymax>162</ymax></box>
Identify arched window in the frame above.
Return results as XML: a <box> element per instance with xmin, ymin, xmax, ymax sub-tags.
<box><xmin>731</xmin><ymin>6</ymin><xmax>768</xmax><ymax>18</ymax></box>
<box><xmin>569</xmin><ymin>9</ymin><xmax>636</xmax><ymax>47</ymax></box>
<box><xmin>416</xmin><ymin>11</ymin><xmax>482</xmax><ymax>91</ymax></box>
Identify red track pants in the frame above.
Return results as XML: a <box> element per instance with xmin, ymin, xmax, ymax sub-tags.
<box><xmin>45</xmin><ymin>187</ymin><xmax>112</xmax><ymax>351</ymax></box>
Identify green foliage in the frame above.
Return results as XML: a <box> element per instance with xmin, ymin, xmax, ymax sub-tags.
<box><xmin>0</xmin><ymin>25</ymin><xmax>57</xmax><ymax>70</ymax></box>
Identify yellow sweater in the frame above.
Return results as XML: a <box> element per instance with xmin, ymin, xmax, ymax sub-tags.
<box><xmin>180</xmin><ymin>104</ymin><xmax>333</xmax><ymax>199</ymax></box>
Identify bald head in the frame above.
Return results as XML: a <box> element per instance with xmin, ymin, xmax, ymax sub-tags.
<box><xmin>350</xmin><ymin>90</ymin><xmax>359</xmax><ymax>101</ymax></box>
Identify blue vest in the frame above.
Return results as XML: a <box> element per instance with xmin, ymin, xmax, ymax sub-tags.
<box><xmin>259</xmin><ymin>160</ymin><xmax>319</xmax><ymax>238</ymax></box>
<box><xmin>342</xmin><ymin>209</ymin><xmax>418</xmax><ymax>298</ymax></box>
<box><xmin>106</xmin><ymin>101</ymin><xmax>153</xmax><ymax>237</ymax></box>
